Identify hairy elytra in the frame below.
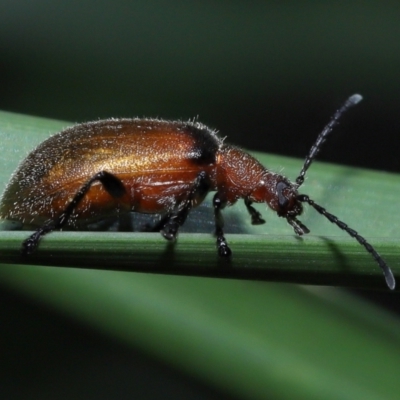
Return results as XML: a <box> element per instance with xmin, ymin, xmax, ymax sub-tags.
<box><xmin>0</xmin><ymin>94</ymin><xmax>395</xmax><ymax>289</ymax></box>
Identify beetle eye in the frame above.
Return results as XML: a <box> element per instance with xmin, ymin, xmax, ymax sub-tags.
<box><xmin>276</xmin><ymin>181</ymin><xmax>289</xmax><ymax>209</ymax></box>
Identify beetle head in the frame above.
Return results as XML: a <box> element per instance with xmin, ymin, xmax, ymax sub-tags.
<box><xmin>274</xmin><ymin>179</ymin><xmax>310</xmax><ymax>235</ymax></box>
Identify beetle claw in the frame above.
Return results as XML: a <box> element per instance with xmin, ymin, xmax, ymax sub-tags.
<box><xmin>21</xmin><ymin>237</ymin><xmax>37</xmax><ymax>256</ymax></box>
<box><xmin>217</xmin><ymin>236</ymin><xmax>232</xmax><ymax>257</ymax></box>
<box><xmin>160</xmin><ymin>221</ymin><xmax>179</xmax><ymax>241</ymax></box>
<box><xmin>251</xmin><ymin>215</ymin><xmax>266</xmax><ymax>225</ymax></box>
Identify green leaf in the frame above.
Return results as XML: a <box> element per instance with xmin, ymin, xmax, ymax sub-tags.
<box><xmin>1</xmin><ymin>110</ymin><xmax>400</xmax><ymax>400</ymax></box>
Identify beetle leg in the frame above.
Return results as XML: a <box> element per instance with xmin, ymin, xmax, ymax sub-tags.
<box><xmin>213</xmin><ymin>193</ymin><xmax>232</xmax><ymax>257</ymax></box>
<box><xmin>244</xmin><ymin>198</ymin><xmax>266</xmax><ymax>225</ymax></box>
<box><xmin>159</xmin><ymin>213</ymin><xmax>180</xmax><ymax>241</ymax></box>
<box><xmin>160</xmin><ymin>171</ymin><xmax>209</xmax><ymax>241</ymax></box>
<box><xmin>22</xmin><ymin>171</ymin><xmax>126</xmax><ymax>255</ymax></box>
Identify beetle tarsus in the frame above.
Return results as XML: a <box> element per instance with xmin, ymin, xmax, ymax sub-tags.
<box><xmin>161</xmin><ymin>220</ymin><xmax>179</xmax><ymax>241</ymax></box>
<box><xmin>245</xmin><ymin>198</ymin><xmax>266</xmax><ymax>225</ymax></box>
<box><xmin>213</xmin><ymin>193</ymin><xmax>232</xmax><ymax>257</ymax></box>
<box><xmin>287</xmin><ymin>217</ymin><xmax>310</xmax><ymax>235</ymax></box>
<box><xmin>21</xmin><ymin>223</ymin><xmax>55</xmax><ymax>255</ymax></box>
<box><xmin>21</xmin><ymin>230</ymin><xmax>43</xmax><ymax>255</ymax></box>
<box><xmin>21</xmin><ymin>237</ymin><xmax>37</xmax><ymax>256</ymax></box>
<box><xmin>217</xmin><ymin>236</ymin><xmax>232</xmax><ymax>257</ymax></box>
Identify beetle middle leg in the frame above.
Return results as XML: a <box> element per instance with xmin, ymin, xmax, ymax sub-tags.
<box><xmin>213</xmin><ymin>193</ymin><xmax>232</xmax><ymax>257</ymax></box>
<box><xmin>159</xmin><ymin>171</ymin><xmax>209</xmax><ymax>241</ymax></box>
<box><xmin>22</xmin><ymin>171</ymin><xmax>126</xmax><ymax>255</ymax></box>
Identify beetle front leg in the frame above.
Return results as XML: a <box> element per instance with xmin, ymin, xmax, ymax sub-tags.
<box><xmin>244</xmin><ymin>198</ymin><xmax>266</xmax><ymax>225</ymax></box>
<box><xmin>160</xmin><ymin>171</ymin><xmax>209</xmax><ymax>241</ymax></box>
<box><xmin>213</xmin><ymin>193</ymin><xmax>232</xmax><ymax>257</ymax></box>
<box><xmin>22</xmin><ymin>171</ymin><xmax>126</xmax><ymax>255</ymax></box>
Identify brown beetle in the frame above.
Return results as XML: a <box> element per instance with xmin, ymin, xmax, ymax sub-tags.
<box><xmin>0</xmin><ymin>94</ymin><xmax>395</xmax><ymax>289</ymax></box>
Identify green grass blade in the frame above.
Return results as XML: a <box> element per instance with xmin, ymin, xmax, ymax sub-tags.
<box><xmin>1</xmin><ymin>265</ymin><xmax>400</xmax><ymax>400</ymax></box>
<box><xmin>0</xmin><ymin>232</ymin><xmax>399</xmax><ymax>290</ymax></box>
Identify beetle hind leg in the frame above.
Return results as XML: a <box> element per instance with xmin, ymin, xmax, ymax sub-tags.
<box><xmin>159</xmin><ymin>171</ymin><xmax>209</xmax><ymax>241</ymax></box>
<box><xmin>22</xmin><ymin>171</ymin><xmax>126</xmax><ymax>255</ymax></box>
<box><xmin>22</xmin><ymin>223</ymin><xmax>57</xmax><ymax>255</ymax></box>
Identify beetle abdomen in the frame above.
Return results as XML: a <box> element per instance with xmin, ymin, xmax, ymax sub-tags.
<box><xmin>0</xmin><ymin>118</ymin><xmax>221</xmax><ymax>228</ymax></box>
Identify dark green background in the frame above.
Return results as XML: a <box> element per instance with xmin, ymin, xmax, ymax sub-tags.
<box><xmin>2</xmin><ymin>1</ymin><xmax>400</xmax><ymax>172</ymax></box>
<box><xmin>1</xmin><ymin>2</ymin><xmax>400</xmax><ymax>399</ymax></box>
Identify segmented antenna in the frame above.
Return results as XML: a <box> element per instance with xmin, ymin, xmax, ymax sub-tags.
<box><xmin>297</xmin><ymin>194</ymin><xmax>396</xmax><ymax>290</ymax></box>
<box><xmin>296</xmin><ymin>94</ymin><xmax>363</xmax><ymax>188</ymax></box>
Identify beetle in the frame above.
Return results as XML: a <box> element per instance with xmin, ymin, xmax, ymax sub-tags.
<box><xmin>0</xmin><ymin>94</ymin><xmax>395</xmax><ymax>289</ymax></box>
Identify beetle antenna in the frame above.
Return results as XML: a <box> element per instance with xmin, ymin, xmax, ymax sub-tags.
<box><xmin>295</xmin><ymin>94</ymin><xmax>363</xmax><ymax>188</ymax></box>
<box><xmin>297</xmin><ymin>194</ymin><xmax>396</xmax><ymax>290</ymax></box>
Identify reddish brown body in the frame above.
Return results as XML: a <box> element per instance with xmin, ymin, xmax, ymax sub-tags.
<box><xmin>0</xmin><ymin>119</ymin><xmax>285</xmax><ymax>229</ymax></box>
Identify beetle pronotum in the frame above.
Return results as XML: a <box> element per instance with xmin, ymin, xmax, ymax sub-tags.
<box><xmin>0</xmin><ymin>94</ymin><xmax>395</xmax><ymax>289</ymax></box>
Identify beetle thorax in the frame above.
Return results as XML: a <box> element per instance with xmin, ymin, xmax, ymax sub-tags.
<box><xmin>214</xmin><ymin>145</ymin><xmax>303</xmax><ymax>217</ymax></box>
<box><xmin>214</xmin><ymin>145</ymin><xmax>278</xmax><ymax>205</ymax></box>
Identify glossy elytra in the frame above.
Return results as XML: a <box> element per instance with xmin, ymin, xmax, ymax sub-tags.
<box><xmin>0</xmin><ymin>94</ymin><xmax>395</xmax><ymax>289</ymax></box>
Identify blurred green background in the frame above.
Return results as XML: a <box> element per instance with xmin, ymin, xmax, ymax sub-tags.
<box><xmin>2</xmin><ymin>1</ymin><xmax>400</xmax><ymax>171</ymax></box>
<box><xmin>1</xmin><ymin>1</ymin><xmax>400</xmax><ymax>399</ymax></box>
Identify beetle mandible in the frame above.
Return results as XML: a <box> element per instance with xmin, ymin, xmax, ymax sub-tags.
<box><xmin>0</xmin><ymin>94</ymin><xmax>395</xmax><ymax>289</ymax></box>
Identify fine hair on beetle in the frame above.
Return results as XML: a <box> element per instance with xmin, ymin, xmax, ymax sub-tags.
<box><xmin>0</xmin><ymin>94</ymin><xmax>395</xmax><ymax>290</ymax></box>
